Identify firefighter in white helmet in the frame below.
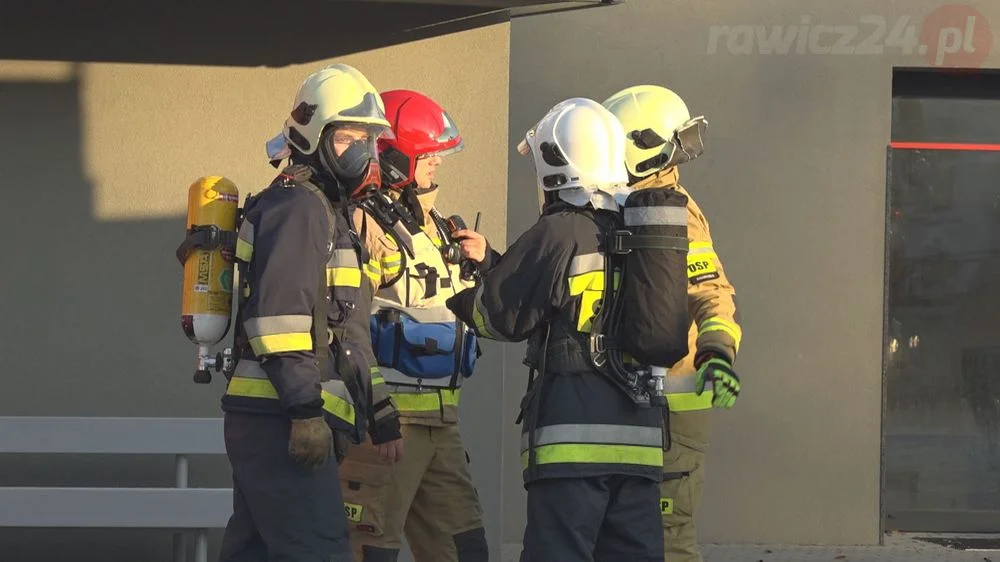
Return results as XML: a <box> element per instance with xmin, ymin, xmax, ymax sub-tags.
<box><xmin>603</xmin><ymin>84</ymin><xmax>743</xmax><ymax>562</ymax></box>
<box><xmin>219</xmin><ymin>63</ymin><xmax>402</xmax><ymax>562</ymax></box>
<box><xmin>448</xmin><ymin>97</ymin><xmax>688</xmax><ymax>561</ymax></box>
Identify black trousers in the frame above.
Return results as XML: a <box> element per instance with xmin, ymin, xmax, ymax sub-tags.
<box><xmin>520</xmin><ymin>474</ymin><xmax>663</xmax><ymax>562</ymax></box>
<box><xmin>219</xmin><ymin>412</ymin><xmax>352</xmax><ymax>562</ymax></box>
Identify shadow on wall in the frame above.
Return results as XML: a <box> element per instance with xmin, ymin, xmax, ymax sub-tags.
<box><xmin>0</xmin><ymin>68</ymin><xmax>230</xmax><ymax>561</ymax></box>
<box><xmin>0</xmin><ymin>0</ymin><xmax>503</xmax><ymax>66</ymax></box>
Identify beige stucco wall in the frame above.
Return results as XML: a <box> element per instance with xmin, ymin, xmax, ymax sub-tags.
<box><xmin>0</xmin><ymin>20</ymin><xmax>509</xmax><ymax>561</ymax></box>
<box><xmin>505</xmin><ymin>0</ymin><xmax>1000</xmax><ymax>547</ymax></box>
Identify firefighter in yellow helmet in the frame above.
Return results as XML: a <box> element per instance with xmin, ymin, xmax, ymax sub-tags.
<box><xmin>602</xmin><ymin>85</ymin><xmax>743</xmax><ymax>562</ymax></box>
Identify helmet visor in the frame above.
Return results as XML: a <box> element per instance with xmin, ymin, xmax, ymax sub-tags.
<box><xmin>414</xmin><ymin>110</ymin><xmax>463</xmax><ymax>157</ymax></box>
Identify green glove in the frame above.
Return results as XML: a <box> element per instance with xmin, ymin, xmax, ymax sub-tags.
<box><xmin>695</xmin><ymin>356</ymin><xmax>741</xmax><ymax>409</ymax></box>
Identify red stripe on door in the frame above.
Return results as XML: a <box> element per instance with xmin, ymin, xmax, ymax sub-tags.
<box><xmin>890</xmin><ymin>141</ymin><xmax>1000</xmax><ymax>151</ymax></box>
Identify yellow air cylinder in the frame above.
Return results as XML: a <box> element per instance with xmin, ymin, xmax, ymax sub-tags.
<box><xmin>180</xmin><ymin>176</ymin><xmax>239</xmax><ymax>381</ymax></box>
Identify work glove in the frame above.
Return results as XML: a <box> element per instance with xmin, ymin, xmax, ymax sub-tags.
<box><xmin>695</xmin><ymin>355</ymin><xmax>741</xmax><ymax>409</ymax></box>
<box><xmin>288</xmin><ymin>416</ymin><xmax>333</xmax><ymax>469</ymax></box>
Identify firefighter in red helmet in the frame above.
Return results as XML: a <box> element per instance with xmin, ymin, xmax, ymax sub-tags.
<box><xmin>338</xmin><ymin>89</ymin><xmax>497</xmax><ymax>562</ymax></box>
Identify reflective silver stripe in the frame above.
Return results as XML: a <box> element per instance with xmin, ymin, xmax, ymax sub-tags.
<box><xmin>233</xmin><ymin>359</ymin><xmax>266</xmax><ymax>379</ymax></box>
<box><xmin>521</xmin><ymin>423</ymin><xmax>663</xmax><ymax>452</ymax></box>
<box><xmin>568</xmin><ymin>252</ymin><xmax>604</xmax><ymax>276</ymax></box>
<box><xmin>320</xmin><ymin>379</ymin><xmax>355</xmax><ymax>405</ymax></box>
<box><xmin>244</xmin><ymin>314</ymin><xmax>312</xmax><ymax>338</ymax></box>
<box><xmin>327</xmin><ymin>248</ymin><xmax>358</xmax><ymax>268</ymax></box>
<box><xmin>624</xmin><ymin>206</ymin><xmax>687</xmax><ymax>227</ymax></box>
<box><xmin>689</xmin><ymin>245</ymin><xmax>714</xmax><ymax>255</ymax></box>
<box><xmin>370</xmin><ymin>303</ymin><xmax>456</xmax><ymax>323</ymax></box>
<box><xmin>380</xmin><ymin>368</ymin><xmax>463</xmax><ymax>389</ymax></box>
<box><xmin>664</xmin><ymin>374</ymin><xmax>701</xmax><ymax>394</ymax></box>
<box><xmin>235</xmin><ymin>359</ymin><xmax>356</xmax><ymax>406</ymax></box>
<box><xmin>386</xmin><ymin>382</ymin><xmax>446</xmax><ymax>393</ymax></box>
<box><xmin>238</xmin><ymin>221</ymin><xmax>255</xmax><ymax>244</ymax></box>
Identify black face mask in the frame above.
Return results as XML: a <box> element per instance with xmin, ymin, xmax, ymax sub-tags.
<box><xmin>318</xmin><ymin>129</ymin><xmax>381</xmax><ymax>201</ymax></box>
<box><xmin>327</xmin><ymin>140</ymin><xmax>371</xmax><ymax>179</ymax></box>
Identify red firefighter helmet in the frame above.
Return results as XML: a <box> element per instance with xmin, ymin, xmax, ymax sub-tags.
<box><xmin>378</xmin><ymin>89</ymin><xmax>464</xmax><ymax>190</ymax></box>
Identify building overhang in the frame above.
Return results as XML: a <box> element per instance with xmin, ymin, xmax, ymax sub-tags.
<box><xmin>360</xmin><ymin>0</ymin><xmax>622</xmax><ymax>16</ymax></box>
<box><xmin>0</xmin><ymin>0</ymin><xmax>622</xmax><ymax>67</ymax></box>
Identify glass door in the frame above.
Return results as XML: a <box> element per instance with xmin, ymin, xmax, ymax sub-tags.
<box><xmin>884</xmin><ymin>143</ymin><xmax>1000</xmax><ymax>532</ymax></box>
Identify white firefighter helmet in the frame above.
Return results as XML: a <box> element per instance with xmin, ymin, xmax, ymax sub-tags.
<box><xmin>602</xmin><ymin>85</ymin><xmax>708</xmax><ymax>179</ymax></box>
<box><xmin>281</xmin><ymin>63</ymin><xmax>394</xmax><ymax>199</ymax></box>
<box><xmin>282</xmin><ymin>63</ymin><xmax>393</xmax><ymax>156</ymax></box>
<box><xmin>516</xmin><ymin>97</ymin><xmax>630</xmax><ymax>212</ymax></box>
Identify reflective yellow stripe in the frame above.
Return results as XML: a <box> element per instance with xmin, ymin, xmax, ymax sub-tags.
<box><xmin>699</xmin><ymin>317</ymin><xmax>742</xmax><ymax>351</ymax></box>
<box><xmin>248</xmin><ymin>333</ymin><xmax>312</xmax><ymax>355</ymax></box>
<box><xmin>225</xmin><ymin>377</ymin><xmax>355</xmax><ymax>425</ymax></box>
<box><xmin>665</xmin><ymin>374</ymin><xmax>714</xmax><ymax>411</ymax></box>
<box><xmin>371</xmin><ymin>368</ymin><xmax>385</xmax><ymax>387</ymax></box>
<box><xmin>391</xmin><ymin>393</ymin><xmax>440</xmax><ymax>412</ymax></box>
<box><xmin>247</xmin><ymin>333</ymin><xmax>312</xmax><ymax>355</ymax></box>
<box><xmin>226</xmin><ymin>376</ymin><xmax>279</xmax><ymax>399</ymax></box>
<box><xmin>327</xmin><ymin>266</ymin><xmax>362</xmax><ymax>288</ymax></box>
<box><xmin>235</xmin><ymin>239</ymin><xmax>253</xmax><ymax>262</ymax></box>
<box><xmin>235</xmin><ymin>221</ymin><xmax>254</xmax><ymax>262</ymax></box>
<box><xmin>472</xmin><ymin>307</ymin><xmax>492</xmax><ymax>339</ymax></box>
<box><xmin>520</xmin><ymin>444</ymin><xmax>663</xmax><ymax>468</ymax></box>
<box><xmin>666</xmin><ymin>391</ymin><xmax>713</xmax><ymax>412</ymax></box>
<box><xmin>321</xmin><ymin>388</ymin><xmax>355</xmax><ymax>425</ymax></box>
<box><xmin>381</xmin><ymin>252</ymin><xmax>402</xmax><ymax>276</ymax></box>
<box><xmin>471</xmin><ymin>286</ymin><xmax>500</xmax><ymax>340</ymax></box>
<box><xmin>364</xmin><ymin>261</ymin><xmax>381</xmax><ymax>283</ymax></box>
<box><xmin>567</xmin><ymin>271</ymin><xmax>603</xmax><ymax>295</ymax></box>
<box><xmin>442</xmin><ymin>389</ymin><xmax>460</xmax><ymax>406</ymax></box>
<box><xmin>245</xmin><ymin>315</ymin><xmax>314</xmax><ymax>354</ymax></box>
<box><xmin>390</xmin><ymin>389</ymin><xmax>460</xmax><ymax>412</ymax></box>
<box><xmin>567</xmin><ymin>271</ymin><xmax>605</xmax><ymax>333</ymax></box>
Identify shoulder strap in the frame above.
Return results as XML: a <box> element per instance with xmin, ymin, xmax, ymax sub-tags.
<box><xmin>360</xmin><ymin>197</ymin><xmax>411</xmax><ymax>289</ymax></box>
<box><xmin>361</xmin><ymin>196</ymin><xmax>418</xmax><ymax>258</ymax></box>
<box><xmin>343</xmin><ymin>204</ymin><xmax>369</xmax><ymax>265</ymax></box>
<box><xmin>314</xmin><ymin>253</ymin><xmax>331</xmax><ymax>381</ymax></box>
<box><xmin>278</xmin><ymin>165</ymin><xmax>337</xmax><ymax>382</ymax></box>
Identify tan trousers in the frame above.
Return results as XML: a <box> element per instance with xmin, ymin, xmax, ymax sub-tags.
<box><xmin>339</xmin><ymin>423</ymin><xmax>485</xmax><ymax>561</ymax></box>
<box><xmin>661</xmin><ymin>409</ymin><xmax>710</xmax><ymax>562</ymax></box>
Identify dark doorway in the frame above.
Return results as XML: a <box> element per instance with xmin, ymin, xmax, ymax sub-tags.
<box><xmin>883</xmin><ymin>68</ymin><xmax>1000</xmax><ymax>533</ymax></box>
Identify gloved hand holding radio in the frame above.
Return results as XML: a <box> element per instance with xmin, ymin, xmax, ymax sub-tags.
<box><xmin>694</xmin><ymin>354</ymin><xmax>741</xmax><ymax>409</ymax></box>
<box><xmin>288</xmin><ymin>416</ymin><xmax>333</xmax><ymax>468</ymax></box>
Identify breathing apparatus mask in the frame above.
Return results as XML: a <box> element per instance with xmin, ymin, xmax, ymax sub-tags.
<box><xmin>317</xmin><ymin>124</ymin><xmax>385</xmax><ymax>201</ymax></box>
